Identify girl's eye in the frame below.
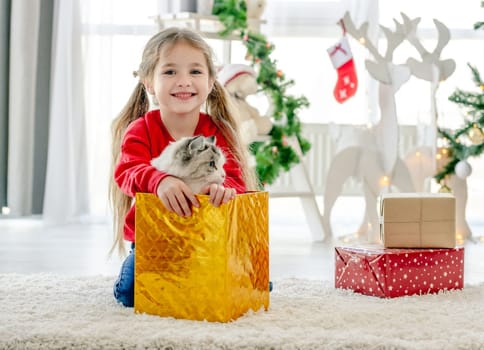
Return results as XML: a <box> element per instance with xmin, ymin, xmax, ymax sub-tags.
<box><xmin>191</xmin><ymin>69</ymin><xmax>202</xmax><ymax>75</ymax></box>
<box><xmin>209</xmin><ymin>160</ymin><xmax>216</xmax><ymax>168</ymax></box>
<box><xmin>163</xmin><ymin>70</ymin><xmax>176</xmax><ymax>75</ymax></box>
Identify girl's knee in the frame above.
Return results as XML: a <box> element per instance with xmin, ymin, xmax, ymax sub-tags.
<box><xmin>113</xmin><ymin>250</ymin><xmax>135</xmax><ymax>307</ymax></box>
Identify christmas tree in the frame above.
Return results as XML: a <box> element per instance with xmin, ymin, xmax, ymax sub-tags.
<box><xmin>434</xmin><ymin>13</ymin><xmax>484</xmax><ymax>186</ymax></box>
<box><xmin>435</xmin><ymin>64</ymin><xmax>484</xmax><ymax>184</ymax></box>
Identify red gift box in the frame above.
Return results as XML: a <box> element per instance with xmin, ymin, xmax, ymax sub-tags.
<box><xmin>335</xmin><ymin>245</ymin><xmax>464</xmax><ymax>298</ymax></box>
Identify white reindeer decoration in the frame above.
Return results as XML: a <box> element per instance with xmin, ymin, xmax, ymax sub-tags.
<box><xmin>322</xmin><ymin>12</ymin><xmax>415</xmax><ymax>242</ymax></box>
<box><xmin>399</xmin><ymin>14</ymin><xmax>471</xmax><ymax>241</ymax></box>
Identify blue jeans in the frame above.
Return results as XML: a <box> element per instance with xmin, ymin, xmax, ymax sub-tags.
<box><xmin>113</xmin><ymin>246</ymin><xmax>135</xmax><ymax>307</ymax></box>
<box><xmin>113</xmin><ymin>245</ymin><xmax>272</xmax><ymax>307</ymax></box>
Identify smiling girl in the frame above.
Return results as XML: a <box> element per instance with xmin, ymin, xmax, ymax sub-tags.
<box><xmin>109</xmin><ymin>27</ymin><xmax>256</xmax><ymax>307</ymax></box>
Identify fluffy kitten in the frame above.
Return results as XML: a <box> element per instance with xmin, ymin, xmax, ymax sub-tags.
<box><xmin>151</xmin><ymin>135</ymin><xmax>226</xmax><ymax>194</ymax></box>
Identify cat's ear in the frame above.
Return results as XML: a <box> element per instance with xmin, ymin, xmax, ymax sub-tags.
<box><xmin>207</xmin><ymin>135</ymin><xmax>216</xmax><ymax>144</ymax></box>
<box><xmin>188</xmin><ymin>135</ymin><xmax>205</xmax><ymax>152</ymax></box>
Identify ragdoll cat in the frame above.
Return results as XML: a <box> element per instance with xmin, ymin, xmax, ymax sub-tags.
<box><xmin>151</xmin><ymin>135</ymin><xmax>226</xmax><ymax>194</ymax></box>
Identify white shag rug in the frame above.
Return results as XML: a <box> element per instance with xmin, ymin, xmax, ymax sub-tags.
<box><xmin>1</xmin><ymin>274</ymin><xmax>484</xmax><ymax>350</ymax></box>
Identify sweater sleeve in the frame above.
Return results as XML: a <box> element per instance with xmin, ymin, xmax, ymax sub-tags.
<box><xmin>114</xmin><ymin>120</ymin><xmax>167</xmax><ymax>196</ymax></box>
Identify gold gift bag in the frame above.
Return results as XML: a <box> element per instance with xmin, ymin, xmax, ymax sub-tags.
<box><xmin>134</xmin><ymin>191</ymin><xmax>269</xmax><ymax>322</ymax></box>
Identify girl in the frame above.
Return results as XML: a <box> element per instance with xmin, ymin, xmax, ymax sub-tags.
<box><xmin>109</xmin><ymin>27</ymin><xmax>257</xmax><ymax>307</ymax></box>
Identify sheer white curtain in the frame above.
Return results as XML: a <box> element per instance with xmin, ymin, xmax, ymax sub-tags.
<box><xmin>7</xmin><ymin>0</ymin><xmax>41</xmax><ymax>216</ymax></box>
<box><xmin>80</xmin><ymin>0</ymin><xmax>158</xmax><ymax>221</ymax></box>
<box><xmin>7</xmin><ymin>0</ymin><xmax>89</xmax><ymax>223</ymax></box>
<box><xmin>262</xmin><ymin>0</ymin><xmax>379</xmax><ymax>40</ymax></box>
<box><xmin>42</xmin><ymin>0</ymin><xmax>89</xmax><ymax>224</ymax></box>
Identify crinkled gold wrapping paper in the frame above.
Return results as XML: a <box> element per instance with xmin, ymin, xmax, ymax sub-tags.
<box><xmin>134</xmin><ymin>192</ymin><xmax>269</xmax><ymax>322</ymax></box>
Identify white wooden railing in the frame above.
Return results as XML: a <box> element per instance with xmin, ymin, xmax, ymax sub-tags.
<box><xmin>266</xmin><ymin>123</ymin><xmax>419</xmax><ymax>197</ymax></box>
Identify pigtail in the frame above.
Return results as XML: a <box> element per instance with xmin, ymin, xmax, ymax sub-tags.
<box><xmin>109</xmin><ymin>82</ymin><xmax>149</xmax><ymax>256</ymax></box>
<box><xmin>207</xmin><ymin>80</ymin><xmax>259</xmax><ymax>191</ymax></box>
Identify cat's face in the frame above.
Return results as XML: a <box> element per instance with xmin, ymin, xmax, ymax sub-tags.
<box><xmin>152</xmin><ymin>135</ymin><xmax>225</xmax><ymax>193</ymax></box>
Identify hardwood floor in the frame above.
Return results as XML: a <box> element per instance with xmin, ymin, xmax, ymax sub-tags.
<box><xmin>0</xmin><ymin>197</ymin><xmax>483</xmax><ymax>285</ymax></box>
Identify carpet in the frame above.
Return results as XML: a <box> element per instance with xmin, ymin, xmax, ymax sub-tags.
<box><xmin>1</xmin><ymin>274</ymin><xmax>484</xmax><ymax>350</ymax></box>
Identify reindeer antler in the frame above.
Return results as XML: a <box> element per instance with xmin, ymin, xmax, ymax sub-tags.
<box><xmin>381</xmin><ymin>19</ymin><xmax>407</xmax><ymax>60</ymax></box>
<box><xmin>342</xmin><ymin>11</ymin><xmax>408</xmax><ymax>84</ymax></box>
<box><xmin>342</xmin><ymin>13</ymin><xmax>382</xmax><ymax>61</ymax></box>
<box><xmin>400</xmin><ymin>12</ymin><xmax>456</xmax><ymax>81</ymax></box>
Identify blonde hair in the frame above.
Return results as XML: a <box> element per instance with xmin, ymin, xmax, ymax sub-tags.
<box><xmin>109</xmin><ymin>27</ymin><xmax>257</xmax><ymax>255</ymax></box>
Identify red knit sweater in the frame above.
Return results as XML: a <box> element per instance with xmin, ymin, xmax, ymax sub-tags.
<box><xmin>114</xmin><ymin>110</ymin><xmax>246</xmax><ymax>242</ymax></box>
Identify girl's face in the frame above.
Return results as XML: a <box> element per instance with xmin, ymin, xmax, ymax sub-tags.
<box><xmin>147</xmin><ymin>41</ymin><xmax>214</xmax><ymax>119</ymax></box>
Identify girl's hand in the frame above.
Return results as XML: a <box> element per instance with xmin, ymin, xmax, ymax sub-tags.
<box><xmin>202</xmin><ymin>183</ymin><xmax>236</xmax><ymax>207</ymax></box>
<box><xmin>156</xmin><ymin>176</ymin><xmax>199</xmax><ymax>216</ymax></box>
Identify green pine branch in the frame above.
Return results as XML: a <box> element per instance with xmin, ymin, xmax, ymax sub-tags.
<box><xmin>212</xmin><ymin>0</ymin><xmax>247</xmax><ymax>36</ymax></box>
<box><xmin>475</xmin><ymin>2</ymin><xmax>484</xmax><ymax>29</ymax></box>
<box><xmin>475</xmin><ymin>22</ymin><xmax>484</xmax><ymax>30</ymax></box>
<box><xmin>213</xmin><ymin>0</ymin><xmax>311</xmax><ymax>186</ymax></box>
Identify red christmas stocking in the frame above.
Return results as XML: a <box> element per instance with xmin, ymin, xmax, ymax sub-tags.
<box><xmin>327</xmin><ymin>36</ymin><xmax>358</xmax><ymax>103</ymax></box>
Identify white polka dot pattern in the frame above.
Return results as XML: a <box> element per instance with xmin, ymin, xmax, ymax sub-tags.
<box><xmin>334</xmin><ymin>246</ymin><xmax>464</xmax><ymax>298</ymax></box>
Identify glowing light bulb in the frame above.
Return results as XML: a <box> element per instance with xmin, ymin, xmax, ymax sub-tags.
<box><xmin>456</xmin><ymin>232</ymin><xmax>464</xmax><ymax>245</ymax></box>
<box><xmin>379</xmin><ymin>175</ymin><xmax>390</xmax><ymax>187</ymax></box>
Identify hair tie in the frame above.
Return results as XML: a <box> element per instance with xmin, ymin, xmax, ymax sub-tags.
<box><xmin>132</xmin><ymin>70</ymin><xmax>139</xmax><ymax>78</ymax></box>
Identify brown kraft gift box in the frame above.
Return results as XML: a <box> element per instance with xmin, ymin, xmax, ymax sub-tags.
<box><xmin>380</xmin><ymin>193</ymin><xmax>456</xmax><ymax>248</ymax></box>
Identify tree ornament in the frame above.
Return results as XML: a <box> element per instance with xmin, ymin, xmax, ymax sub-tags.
<box><xmin>468</xmin><ymin>124</ymin><xmax>484</xmax><ymax>144</ymax></box>
<box><xmin>454</xmin><ymin>159</ymin><xmax>472</xmax><ymax>179</ymax></box>
<box><xmin>326</xmin><ymin>35</ymin><xmax>358</xmax><ymax>103</ymax></box>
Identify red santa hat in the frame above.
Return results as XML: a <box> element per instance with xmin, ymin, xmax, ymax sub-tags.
<box><xmin>217</xmin><ymin>64</ymin><xmax>256</xmax><ymax>87</ymax></box>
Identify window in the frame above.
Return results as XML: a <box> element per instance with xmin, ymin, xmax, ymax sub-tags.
<box><xmin>80</xmin><ymin>0</ymin><xmax>484</xmax><ymax>218</ymax></box>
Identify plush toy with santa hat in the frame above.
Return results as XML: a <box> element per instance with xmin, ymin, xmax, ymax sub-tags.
<box><xmin>217</xmin><ymin>64</ymin><xmax>273</xmax><ymax>145</ymax></box>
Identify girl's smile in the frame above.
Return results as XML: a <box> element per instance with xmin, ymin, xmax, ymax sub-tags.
<box><xmin>171</xmin><ymin>91</ymin><xmax>197</xmax><ymax>100</ymax></box>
